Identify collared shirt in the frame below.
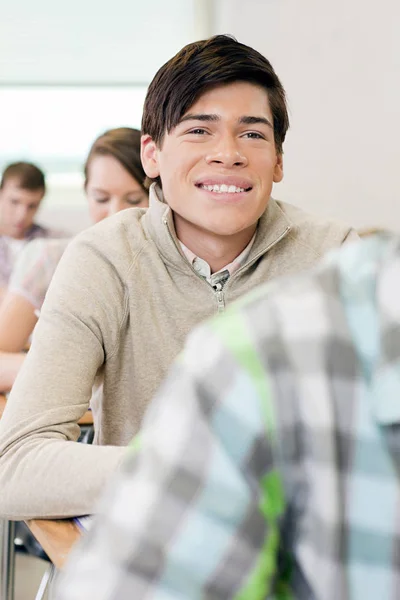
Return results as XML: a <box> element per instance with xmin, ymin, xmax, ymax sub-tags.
<box><xmin>179</xmin><ymin>233</ymin><xmax>256</xmax><ymax>286</ymax></box>
<box><xmin>153</xmin><ymin>182</ymin><xmax>257</xmax><ymax>286</ymax></box>
<box><xmin>57</xmin><ymin>234</ymin><xmax>400</xmax><ymax>600</ymax></box>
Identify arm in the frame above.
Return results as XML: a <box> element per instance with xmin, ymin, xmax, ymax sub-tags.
<box><xmin>0</xmin><ymin>237</ymin><xmax>127</xmax><ymax>520</ymax></box>
<box><xmin>343</xmin><ymin>228</ymin><xmax>360</xmax><ymax>244</ymax></box>
<box><xmin>0</xmin><ymin>237</ymin><xmax>61</xmax><ymax>352</ymax></box>
<box><xmin>0</xmin><ymin>292</ymin><xmax>38</xmax><ymax>352</ymax></box>
<box><xmin>56</xmin><ymin>320</ymin><xmax>281</xmax><ymax>600</ymax></box>
<box><xmin>0</xmin><ymin>237</ymin><xmax>72</xmax><ymax>352</ymax></box>
<box><xmin>0</xmin><ymin>285</ymin><xmax>6</xmax><ymax>305</ymax></box>
<box><xmin>0</xmin><ymin>351</ymin><xmax>26</xmax><ymax>392</ymax></box>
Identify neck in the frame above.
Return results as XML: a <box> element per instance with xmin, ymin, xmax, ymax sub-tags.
<box><xmin>0</xmin><ymin>227</ymin><xmax>25</xmax><ymax>240</ymax></box>
<box><xmin>174</xmin><ymin>217</ymin><xmax>257</xmax><ymax>274</ymax></box>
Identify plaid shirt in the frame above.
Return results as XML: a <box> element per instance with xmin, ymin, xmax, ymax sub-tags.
<box><xmin>57</xmin><ymin>234</ymin><xmax>400</xmax><ymax>600</ymax></box>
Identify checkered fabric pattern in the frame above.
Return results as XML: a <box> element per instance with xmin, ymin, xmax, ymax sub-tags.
<box><xmin>57</xmin><ymin>234</ymin><xmax>400</xmax><ymax>600</ymax></box>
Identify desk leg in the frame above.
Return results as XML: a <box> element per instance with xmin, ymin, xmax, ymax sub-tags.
<box><xmin>0</xmin><ymin>520</ymin><xmax>15</xmax><ymax>600</ymax></box>
<box><xmin>34</xmin><ymin>563</ymin><xmax>55</xmax><ymax>600</ymax></box>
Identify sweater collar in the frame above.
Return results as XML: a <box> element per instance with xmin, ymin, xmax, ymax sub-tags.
<box><xmin>143</xmin><ymin>183</ymin><xmax>292</xmax><ymax>270</ymax></box>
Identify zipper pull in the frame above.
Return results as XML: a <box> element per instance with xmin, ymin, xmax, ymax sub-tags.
<box><xmin>214</xmin><ymin>282</ymin><xmax>225</xmax><ymax>313</ymax></box>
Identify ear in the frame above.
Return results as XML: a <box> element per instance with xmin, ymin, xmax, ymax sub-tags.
<box><xmin>141</xmin><ymin>134</ymin><xmax>160</xmax><ymax>179</ymax></box>
<box><xmin>273</xmin><ymin>153</ymin><xmax>284</xmax><ymax>183</ymax></box>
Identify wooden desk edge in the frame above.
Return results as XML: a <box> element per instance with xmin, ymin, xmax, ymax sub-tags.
<box><xmin>26</xmin><ymin>518</ymin><xmax>82</xmax><ymax>569</ymax></box>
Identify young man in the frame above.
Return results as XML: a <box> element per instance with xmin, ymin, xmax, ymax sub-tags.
<box><xmin>57</xmin><ymin>233</ymin><xmax>400</xmax><ymax>600</ymax></box>
<box><xmin>0</xmin><ymin>162</ymin><xmax>62</xmax><ymax>295</ymax></box>
<box><xmin>0</xmin><ymin>35</ymin><xmax>358</xmax><ymax>520</ymax></box>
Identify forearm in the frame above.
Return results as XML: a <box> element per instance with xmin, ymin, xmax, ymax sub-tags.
<box><xmin>343</xmin><ymin>228</ymin><xmax>360</xmax><ymax>243</ymax></box>
<box><xmin>0</xmin><ymin>292</ymin><xmax>37</xmax><ymax>352</ymax></box>
<box><xmin>0</xmin><ymin>435</ymin><xmax>126</xmax><ymax>519</ymax></box>
<box><xmin>0</xmin><ymin>351</ymin><xmax>26</xmax><ymax>392</ymax></box>
<box><xmin>0</xmin><ymin>237</ymin><xmax>129</xmax><ymax>520</ymax></box>
<box><xmin>0</xmin><ymin>286</ymin><xmax>6</xmax><ymax>306</ymax></box>
<box><xmin>0</xmin><ymin>335</ymin><xmax>114</xmax><ymax>519</ymax></box>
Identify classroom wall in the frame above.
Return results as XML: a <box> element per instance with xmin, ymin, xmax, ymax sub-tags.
<box><xmin>0</xmin><ymin>0</ymin><xmax>200</xmax><ymax>85</ymax></box>
<box><xmin>213</xmin><ymin>0</ymin><xmax>400</xmax><ymax>231</ymax></box>
<box><xmin>5</xmin><ymin>0</ymin><xmax>400</xmax><ymax>233</ymax></box>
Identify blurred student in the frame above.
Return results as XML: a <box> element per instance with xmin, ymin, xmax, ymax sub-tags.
<box><xmin>57</xmin><ymin>233</ymin><xmax>400</xmax><ymax>600</ymax></box>
<box><xmin>0</xmin><ymin>35</ymin><xmax>358</xmax><ymax>521</ymax></box>
<box><xmin>0</xmin><ymin>162</ymin><xmax>64</xmax><ymax>299</ymax></box>
<box><xmin>0</xmin><ymin>127</ymin><xmax>148</xmax><ymax>391</ymax></box>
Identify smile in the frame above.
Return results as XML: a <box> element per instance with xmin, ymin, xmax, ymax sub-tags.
<box><xmin>196</xmin><ymin>183</ymin><xmax>252</xmax><ymax>194</ymax></box>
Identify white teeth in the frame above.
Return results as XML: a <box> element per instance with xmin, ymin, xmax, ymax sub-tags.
<box><xmin>200</xmin><ymin>184</ymin><xmax>246</xmax><ymax>193</ymax></box>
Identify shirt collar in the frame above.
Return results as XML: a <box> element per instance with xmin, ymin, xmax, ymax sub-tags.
<box><xmin>179</xmin><ymin>234</ymin><xmax>256</xmax><ymax>284</ymax></box>
<box><xmin>144</xmin><ymin>184</ymin><xmax>291</xmax><ymax>279</ymax></box>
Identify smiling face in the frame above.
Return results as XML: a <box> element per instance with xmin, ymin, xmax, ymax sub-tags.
<box><xmin>85</xmin><ymin>155</ymin><xmax>148</xmax><ymax>223</ymax></box>
<box><xmin>142</xmin><ymin>81</ymin><xmax>283</xmax><ymax>244</ymax></box>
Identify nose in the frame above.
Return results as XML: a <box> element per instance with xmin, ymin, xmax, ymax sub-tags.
<box><xmin>16</xmin><ymin>205</ymin><xmax>29</xmax><ymax>224</ymax></box>
<box><xmin>205</xmin><ymin>135</ymin><xmax>248</xmax><ymax>168</ymax></box>
<box><xmin>106</xmin><ymin>198</ymin><xmax>125</xmax><ymax>217</ymax></box>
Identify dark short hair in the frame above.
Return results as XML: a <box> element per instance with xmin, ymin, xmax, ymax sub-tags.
<box><xmin>0</xmin><ymin>162</ymin><xmax>45</xmax><ymax>191</ymax></box>
<box><xmin>142</xmin><ymin>34</ymin><xmax>289</xmax><ymax>154</ymax></box>
<box><xmin>84</xmin><ymin>127</ymin><xmax>147</xmax><ymax>192</ymax></box>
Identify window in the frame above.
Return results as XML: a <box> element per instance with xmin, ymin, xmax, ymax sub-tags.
<box><xmin>0</xmin><ymin>86</ymin><xmax>147</xmax><ymax>176</ymax></box>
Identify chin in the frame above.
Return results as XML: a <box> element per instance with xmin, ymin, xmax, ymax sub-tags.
<box><xmin>206</xmin><ymin>223</ymin><xmax>253</xmax><ymax>237</ymax></box>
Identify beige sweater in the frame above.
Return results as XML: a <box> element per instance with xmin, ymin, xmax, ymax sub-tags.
<box><xmin>0</xmin><ymin>186</ymin><xmax>358</xmax><ymax>519</ymax></box>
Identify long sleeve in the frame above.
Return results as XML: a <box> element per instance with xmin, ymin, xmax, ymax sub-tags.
<box><xmin>0</xmin><ymin>236</ymin><xmax>127</xmax><ymax>519</ymax></box>
<box><xmin>56</xmin><ymin>319</ymin><xmax>281</xmax><ymax>600</ymax></box>
<box><xmin>342</xmin><ymin>227</ymin><xmax>360</xmax><ymax>244</ymax></box>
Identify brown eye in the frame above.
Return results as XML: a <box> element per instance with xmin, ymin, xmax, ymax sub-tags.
<box><xmin>188</xmin><ymin>128</ymin><xmax>208</xmax><ymax>135</ymax></box>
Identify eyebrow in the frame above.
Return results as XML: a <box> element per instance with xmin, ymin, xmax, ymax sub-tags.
<box><xmin>239</xmin><ymin>115</ymin><xmax>273</xmax><ymax>129</ymax></box>
<box><xmin>179</xmin><ymin>113</ymin><xmax>220</xmax><ymax>124</ymax></box>
<box><xmin>90</xmin><ymin>187</ymin><xmax>143</xmax><ymax>196</ymax></box>
<box><xmin>179</xmin><ymin>113</ymin><xmax>273</xmax><ymax>130</ymax></box>
<box><xmin>89</xmin><ymin>187</ymin><xmax>109</xmax><ymax>195</ymax></box>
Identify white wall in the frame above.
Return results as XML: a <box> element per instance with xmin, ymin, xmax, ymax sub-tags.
<box><xmin>0</xmin><ymin>0</ymin><xmax>199</xmax><ymax>84</ymax></box>
<box><xmin>214</xmin><ymin>0</ymin><xmax>400</xmax><ymax>231</ymax></box>
<box><xmin>37</xmin><ymin>177</ymin><xmax>90</xmax><ymax>235</ymax></box>
<box><xmin>5</xmin><ymin>0</ymin><xmax>400</xmax><ymax>232</ymax></box>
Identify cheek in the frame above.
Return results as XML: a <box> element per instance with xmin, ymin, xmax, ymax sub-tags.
<box><xmin>88</xmin><ymin>202</ymin><xmax>108</xmax><ymax>224</ymax></box>
<box><xmin>159</xmin><ymin>150</ymin><xmax>195</xmax><ymax>182</ymax></box>
<box><xmin>138</xmin><ymin>198</ymin><xmax>149</xmax><ymax>209</ymax></box>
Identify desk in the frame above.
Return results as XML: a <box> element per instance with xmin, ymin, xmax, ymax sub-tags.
<box><xmin>26</xmin><ymin>519</ymin><xmax>81</xmax><ymax>570</ymax></box>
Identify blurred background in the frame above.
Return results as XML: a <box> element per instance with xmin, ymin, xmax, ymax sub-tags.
<box><xmin>1</xmin><ymin>0</ymin><xmax>399</xmax><ymax>233</ymax></box>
